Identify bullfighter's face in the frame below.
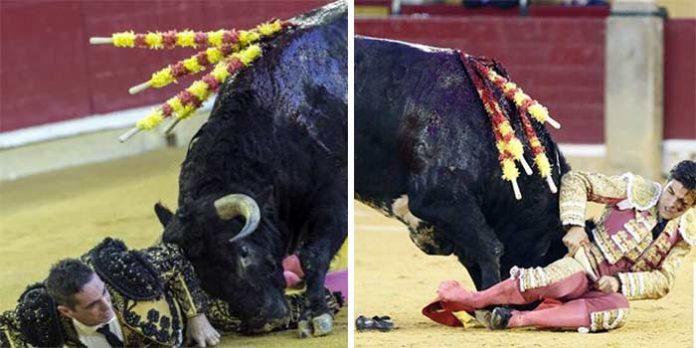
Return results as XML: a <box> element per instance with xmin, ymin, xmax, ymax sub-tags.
<box><xmin>657</xmin><ymin>180</ymin><xmax>695</xmax><ymax>220</ymax></box>
<box><xmin>57</xmin><ymin>273</ymin><xmax>115</xmax><ymax>327</ymax></box>
<box><xmin>158</xmin><ymin>193</ymin><xmax>289</xmax><ymax>332</ymax></box>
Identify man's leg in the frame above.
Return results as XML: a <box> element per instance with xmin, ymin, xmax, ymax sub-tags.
<box><xmin>507</xmin><ymin>291</ymin><xmax>629</xmax><ymax>332</ymax></box>
<box><xmin>205</xmin><ymin>288</ymin><xmax>343</xmax><ymax>333</ymax></box>
<box><xmin>439</xmin><ymin>257</ymin><xmax>589</xmax><ymax>309</ymax></box>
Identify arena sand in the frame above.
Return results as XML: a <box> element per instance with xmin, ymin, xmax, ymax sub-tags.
<box><xmin>355</xmin><ymin>202</ymin><xmax>694</xmax><ymax>348</ymax></box>
<box><xmin>0</xmin><ymin>147</ymin><xmax>346</xmax><ymax>348</ymax></box>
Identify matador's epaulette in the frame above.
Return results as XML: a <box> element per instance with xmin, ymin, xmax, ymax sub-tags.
<box><xmin>84</xmin><ymin>238</ymin><xmax>162</xmax><ymax>301</ymax></box>
<box><xmin>15</xmin><ymin>283</ymin><xmax>66</xmax><ymax>347</ymax></box>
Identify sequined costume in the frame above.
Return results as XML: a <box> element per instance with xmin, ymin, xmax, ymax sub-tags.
<box><xmin>0</xmin><ymin>238</ymin><xmax>207</xmax><ymax>347</ymax></box>
<box><xmin>426</xmin><ymin>171</ymin><xmax>695</xmax><ymax>332</ymax></box>
<box><xmin>559</xmin><ymin>171</ymin><xmax>695</xmax><ymax>301</ymax></box>
<box><xmin>0</xmin><ymin>238</ymin><xmax>343</xmax><ymax>347</ymax></box>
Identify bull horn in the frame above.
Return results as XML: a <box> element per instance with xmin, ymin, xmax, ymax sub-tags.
<box><xmin>214</xmin><ymin>194</ymin><xmax>261</xmax><ymax>243</ymax></box>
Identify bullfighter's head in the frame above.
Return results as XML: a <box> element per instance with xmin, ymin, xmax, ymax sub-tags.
<box><xmin>658</xmin><ymin>160</ymin><xmax>696</xmax><ymax>220</ymax></box>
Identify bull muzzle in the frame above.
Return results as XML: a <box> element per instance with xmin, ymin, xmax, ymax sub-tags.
<box><xmin>214</xmin><ymin>193</ymin><xmax>261</xmax><ymax>243</ymax></box>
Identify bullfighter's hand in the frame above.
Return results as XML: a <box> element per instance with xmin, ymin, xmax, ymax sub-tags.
<box><xmin>563</xmin><ymin>226</ymin><xmax>589</xmax><ymax>256</ymax></box>
<box><xmin>186</xmin><ymin>314</ymin><xmax>220</xmax><ymax>347</ymax></box>
<box><xmin>595</xmin><ymin>276</ymin><xmax>620</xmax><ymax>293</ymax></box>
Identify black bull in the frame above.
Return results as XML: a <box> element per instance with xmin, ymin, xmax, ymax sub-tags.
<box><xmin>355</xmin><ymin>36</ymin><xmax>571</xmax><ymax>291</ymax></box>
<box><xmin>155</xmin><ymin>2</ymin><xmax>346</xmax><ymax>336</ymax></box>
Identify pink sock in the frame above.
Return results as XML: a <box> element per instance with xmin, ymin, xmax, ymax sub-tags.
<box><xmin>509</xmin><ymin>298</ymin><xmax>591</xmax><ymax>329</ymax></box>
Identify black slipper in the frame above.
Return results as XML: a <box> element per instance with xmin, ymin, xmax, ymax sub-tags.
<box><xmin>372</xmin><ymin>315</ymin><xmax>394</xmax><ymax>331</ymax></box>
<box><xmin>489</xmin><ymin>307</ymin><xmax>512</xmax><ymax>330</ymax></box>
<box><xmin>356</xmin><ymin>315</ymin><xmax>394</xmax><ymax>332</ymax></box>
<box><xmin>475</xmin><ymin>307</ymin><xmax>511</xmax><ymax>330</ymax></box>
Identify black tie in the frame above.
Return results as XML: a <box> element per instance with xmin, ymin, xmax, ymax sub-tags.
<box><xmin>96</xmin><ymin>324</ymin><xmax>124</xmax><ymax>347</ymax></box>
<box><xmin>651</xmin><ymin>218</ymin><xmax>669</xmax><ymax>240</ymax></box>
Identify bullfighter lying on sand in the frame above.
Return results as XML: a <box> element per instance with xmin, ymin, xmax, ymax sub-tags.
<box><xmin>0</xmin><ymin>238</ymin><xmax>342</xmax><ymax>347</ymax></box>
<box><xmin>433</xmin><ymin>160</ymin><xmax>696</xmax><ymax>332</ymax></box>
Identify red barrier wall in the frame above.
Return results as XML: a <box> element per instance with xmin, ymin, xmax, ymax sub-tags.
<box><xmin>2</xmin><ymin>3</ymin><xmax>693</xmax><ymax>141</ymax></box>
<box><xmin>357</xmin><ymin>16</ymin><xmax>606</xmax><ymax>144</ymax></box>
<box><xmin>0</xmin><ymin>0</ymin><xmax>327</xmax><ymax>132</ymax></box>
<box><xmin>357</xmin><ymin>16</ymin><xmax>696</xmax><ymax>143</ymax></box>
<box><xmin>664</xmin><ymin>19</ymin><xmax>696</xmax><ymax>140</ymax></box>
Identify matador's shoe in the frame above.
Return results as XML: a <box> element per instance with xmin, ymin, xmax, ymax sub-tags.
<box><xmin>475</xmin><ymin>307</ymin><xmax>512</xmax><ymax>330</ymax></box>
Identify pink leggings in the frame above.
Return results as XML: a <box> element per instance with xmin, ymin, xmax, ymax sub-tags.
<box><xmin>466</xmin><ymin>271</ymin><xmax>629</xmax><ymax>330</ymax></box>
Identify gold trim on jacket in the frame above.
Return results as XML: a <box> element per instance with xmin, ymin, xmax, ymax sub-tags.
<box><xmin>559</xmin><ymin>171</ymin><xmax>695</xmax><ymax>300</ymax></box>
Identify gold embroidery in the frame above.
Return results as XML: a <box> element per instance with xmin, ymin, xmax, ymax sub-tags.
<box><xmin>625</xmin><ymin>217</ymin><xmax>650</xmax><ymax>242</ymax></box>
<box><xmin>0</xmin><ymin>310</ymin><xmax>26</xmax><ymax>348</ymax></box>
<box><xmin>625</xmin><ymin>174</ymin><xmax>661</xmax><ymax>210</ymax></box>
<box><xmin>559</xmin><ymin>171</ymin><xmax>629</xmax><ymax>227</ymax></box>
<box><xmin>142</xmin><ymin>243</ymin><xmax>208</xmax><ymax>318</ymax></box>
<box><xmin>592</xmin><ymin>224</ymin><xmax>623</xmax><ymax>264</ymax></box>
<box><xmin>619</xmin><ymin>241</ymin><xmax>690</xmax><ymax>300</ymax></box>
<box><xmin>591</xmin><ymin>210</ymin><xmax>656</xmax><ymax>265</ymax></box>
<box><xmin>678</xmin><ymin>208</ymin><xmax>696</xmax><ymax>245</ymax></box>
<box><xmin>611</xmin><ymin>230</ymin><xmax>633</xmax><ymax>254</ymax></box>
<box><xmin>590</xmin><ymin>308</ymin><xmax>629</xmax><ymax>332</ymax></box>
<box><xmin>205</xmin><ymin>297</ymin><xmax>242</xmax><ymax>333</ymax></box>
<box><xmin>512</xmin><ymin>257</ymin><xmax>585</xmax><ymax>292</ymax></box>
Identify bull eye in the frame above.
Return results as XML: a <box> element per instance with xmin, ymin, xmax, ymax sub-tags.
<box><xmin>240</xmin><ymin>245</ymin><xmax>250</xmax><ymax>258</ymax></box>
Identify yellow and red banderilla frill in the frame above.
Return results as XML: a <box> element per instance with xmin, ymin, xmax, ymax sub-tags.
<box><xmin>89</xmin><ymin>19</ymin><xmax>289</xmax><ymax>141</ymax></box>
<box><xmin>461</xmin><ymin>53</ymin><xmax>561</xmax><ymax>199</ymax></box>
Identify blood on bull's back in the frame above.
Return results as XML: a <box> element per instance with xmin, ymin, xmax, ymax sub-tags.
<box><xmin>355</xmin><ymin>35</ymin><xmax>569</xmax><ymax>290</ymax></box>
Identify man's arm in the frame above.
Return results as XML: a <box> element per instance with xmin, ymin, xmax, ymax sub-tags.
<box><xmin>141</xmin><ymin>242</ymin><xmax>220</xmax><ymax>346</ymax></box>
<box><xmin>559</xmin><ymin>171</ymin><xmax>629</xmax><ymax>227</ymax></box>
<box><xmin>141</xmin><ymin>242</ymin><xmax>208</xmax><ymax>318</ymax></box>
<box><xmin>615</xmin><ymin>241</ymin><xmax>690</xmax><ymax>300</ymax></box>
<box><xmin>559</xmin><ymin>171</ymin><xmax>630</xmax><ymax>253</ymax></box>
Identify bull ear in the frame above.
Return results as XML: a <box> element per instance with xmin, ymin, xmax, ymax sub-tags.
<box><xmin>154</xmin><ymin>202</ymin><xmax>174</xmax><ymax>227</ymax></box>
<box><xmin>162</xmin><ymin>224</ymin><xmax>184</xmax><ymax>244</ymax></box>
<box><xmin>162</xmin><ymin>223</ymin><xmax>203</xmax><ymax>258</ymax></box>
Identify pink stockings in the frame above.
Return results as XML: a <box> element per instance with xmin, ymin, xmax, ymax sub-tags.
<box><xmin>466</xmin><ymin>272</ymin><xmax>590</xmax><ymax>309</ymax></box>
<box><xmin>508</xmin><ymin>291</ymin><xmax>629</xmax><ymax>329</ymax></box>
<box><xmin>456</xmin><ymin>271</ymin><xmax>629</xmax><ymax>330</ymax></box>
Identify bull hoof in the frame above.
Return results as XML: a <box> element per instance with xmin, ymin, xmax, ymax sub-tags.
<box><xmin>297</xmin><ymin>313</ymin><xmax>334</xmax><ymax>338</ymax></box>
<box><xmin>297</xmin><ymin>320</ymin><xmax>313</xmax><ymax>338</ymax></box>
<box><xmin>312</xmin><ymin>313</ymin><xmax>334</xmax><ymax>336</ymax></box>
<box><xmin>474</xmin><ymin>310</ymin><xmax>493</xmax><ymax>328</ymax></box>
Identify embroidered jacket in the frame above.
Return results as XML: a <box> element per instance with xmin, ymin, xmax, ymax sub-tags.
<box><xmin>559</xmin><ymin>171</ymin><xmax>696</xmax><ymax>300</ymax></box>
<box><xmin>0</xmin><ymin>238</ymin><xmax>346</xmax><ymax>347</ymax></box>
<box><xmin>0</xmin><ymin>238</ymin><xmax>208</xmax><ymax>348</ymax></box>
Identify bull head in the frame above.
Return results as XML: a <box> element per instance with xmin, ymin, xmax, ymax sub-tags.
<box><xmin>155</xmin><ymin>193</ymin><xmax>261</xmax><ymax>247</ymax></box>
<box><xmin>154</xmin><ymin>191</ymin><xmax>288</xmax><ymax>332</ymax></box>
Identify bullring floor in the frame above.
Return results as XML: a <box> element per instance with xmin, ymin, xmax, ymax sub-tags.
<box><xmin>0</xmin><ymin>147</ymin><xmax>346</xmax><ymax>348</ymax></box>
<box><xmin>354</xmin><ymin>202</ymin><xmax>693</xmax><ymax>347</ymax></box>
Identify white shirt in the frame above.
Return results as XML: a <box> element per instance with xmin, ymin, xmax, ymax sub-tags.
<box><xmin>71</xmin><ymin>316</ymin><xmax>124</xmax><ymax>348</ymax></box>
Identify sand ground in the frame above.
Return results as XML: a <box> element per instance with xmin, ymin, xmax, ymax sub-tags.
<box><xmin>354</xmin><ymin>202</ymin><xmax>694</xmax><ymax>348</ymax></box>
<box><xmin>0</xmin><ymin>147</ymin><xmax>346</xmax><ymax>348</ymax></box>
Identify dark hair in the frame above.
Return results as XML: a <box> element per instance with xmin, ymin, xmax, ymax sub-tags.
<box><xmin>669</xmin><ymin>160</ymin><xmax>696</xmax><ymax>191</ymax></box>
<box><xmin>45</xmin><ymin>259</ymin><xmax>94</xmax><ymax>309</ymax></box>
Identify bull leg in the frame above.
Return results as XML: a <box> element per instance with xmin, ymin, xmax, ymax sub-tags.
<box><xmin>297</xmin><ymin>186</ymin><xmax>347</xmax><ymax>338</ymax></box>
<box><xmin>456</xmin><ymin>253</ymin><xmax>482</xmax><ymax>290</ymax></box>
<box><xmin>408</xmin><ymin>186</ymin><xmax>504</xmax><ymax>290</ymax></box>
